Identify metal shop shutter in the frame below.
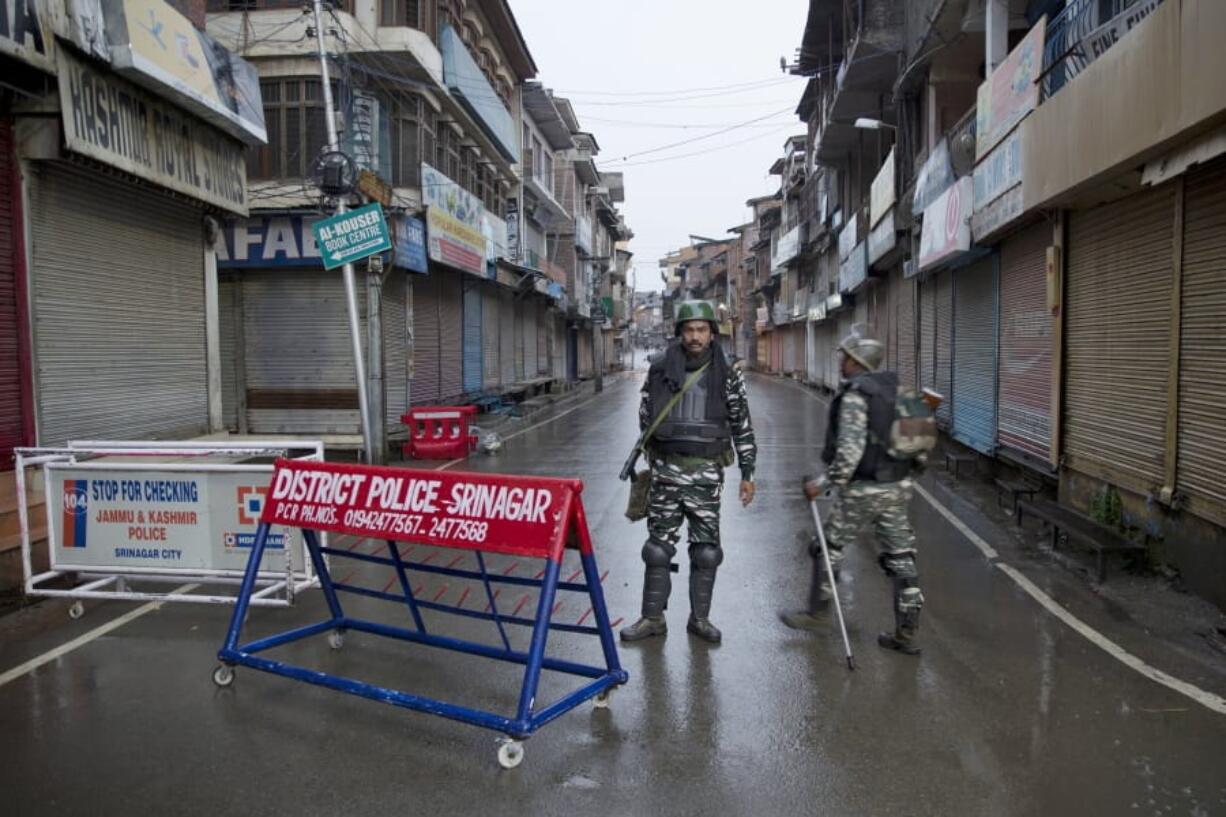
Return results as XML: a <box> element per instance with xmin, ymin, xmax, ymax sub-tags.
<box><xmin>499</xmin><ymin>290</ymin><xmax>516</xmax><ymax>384</ymax></box>
<box><xmin>462</xmin><ymin>278</ymin><xmax>483</xmax><ymax>394</ymax></box>
<box><xmin>482</xmin><ymin>285</ymin><xmax>501</xmax><ymax>389</ymax></box>
<box><xmin>1065</xmin><ymin>184</ymin><xmax>1174</xmax><ymax>491</ymax></box>
<box><xmin>536</xmin><ymin>303</ymin><xmax>549</xmax><ymax>377</ymax></box>
<box><xmin>756</xmin><ymin>333</ymin><xmax>769</xmax><ymax>370</ymax></box>
<box><xmin>514</xmin><ymin>299</ymin><xmax>527</xmax><ymax>380</ymax></box>
<box><xmin>782</xmin><ymin>324</ymin><xmax>797</xmax><ymax>374</ymax></box>
<box><xmin>29</xmin><ymin>163</ymin><xmax>206</xmax><ymax>445</ymax></box>
<box><xmin>1177</xmin><ymin>158</ymin><xmax>1226</xmax><ymax>525</ymax></box>
<box><xmin>918</xmin><ymin>275</ymin><xmax>937</xmax><ymax>398</ymax></box>
<box><xmin>383</xmin><ymin>272</ymin><xmax>409</xmax><ymax>430</ymax></box>
<box><xmin>935</xmin><ymin>270</ymin><xmax>954</xmax><ymax>429</ymax></box>
<box><xmin>217</xmin><ymin>275</ymin><xmax>240</xmax><ymax>431</ymax></box>
<box><xmin>997</xmin><ymin>221</ymin><xmax>1053</xmax><ymax>462</ymax></box>
<box><xmin>869</xmin><ymin>282</ymin><xmax>888</xmax><ymax>363</ymax></box>
<box><xmin>952</xmin><ymin>255</ymin><xmax>999</xmax><ymax>454</ymax></box>
<box><xmin>0</xmin><ymin>118</ymin><xmax>25</xmax><ymax>464</ymax></box>
<box><xmin>411</xmin><ymin>271</ymin><xmax>441</xmax><ymax>404</ymax></box>
<box><xmin>894</xmin><ymin>271</ymin><xmax>917</xmax><ymax>390</ymax></box>
<box><xmin>437</xmin><ymin>271</ymin><xmax>464</xmax><ymax>402</ymax></box>
<box><xmin>770</xmin><ymin>330</ymin><xmax>782</xmax><ymax>373</ymax></box>
<box><xmin>242</xmin><ymin>271</ymin><xmax>364</xmax><ymax>433</ymax></box>
<box><xmin>523</xmin><ymin>298</ymin><xmax>538</xmax><ymax>378</ymax></box>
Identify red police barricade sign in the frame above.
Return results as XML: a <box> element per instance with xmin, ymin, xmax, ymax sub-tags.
<box><xmin>262</xmin><ymin>458</ymin><xmax>571</xmax><ymax>560</ymax></box>
<box><xmin>216</xmin><ymin>459</ymin><xmax>626</xmax><ymax>769</ymax></box>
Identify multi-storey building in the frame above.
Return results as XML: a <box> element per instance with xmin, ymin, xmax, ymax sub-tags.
<box><xmin>781</xmin><ymin>0</ymin><xmax>1226</xmax><ymax>606</ymax></box>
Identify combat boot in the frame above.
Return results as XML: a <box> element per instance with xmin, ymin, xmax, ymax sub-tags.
<box><xmin>620</xmin><ymin>565</ymin><xmax>671</xmax><ymax>642</ymax></box>
<box><xmin>877</xmin><ymin>606</ymin><xmax>921</xmax><ymax>656</ymax></box>
<box><xmin>780</xmin><ymin>559</ymin><xmax>837</xmax><ymax>631</ymax></box>
<box><xmin>687</xmin><ymin>563</ymin><xmax>722</xmax><ymax>643</ymax></box>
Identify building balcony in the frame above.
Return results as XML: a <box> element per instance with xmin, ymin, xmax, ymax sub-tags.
<box><xmin>1023</xmin><ymin>0</ymin><xmax>1224</xmax><ymax>209</ymax></box>
<box><xmin>1039</xmin><ymin>0</ymin><xmax>1167</xmax><ymax>101</ymax></box>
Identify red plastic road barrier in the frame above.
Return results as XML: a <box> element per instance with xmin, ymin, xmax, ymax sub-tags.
<box><xmin>401</xmin><ymin>406</ymin><xmax>479</xmax><ymax>460</ymax></box>
<box><xmin>260</xmin><ymin>458</ymin><xmax>585</xmax><ymax>562</ymax></box>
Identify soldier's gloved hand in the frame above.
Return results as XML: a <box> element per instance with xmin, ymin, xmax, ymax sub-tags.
<box><xmin>802</xmin><ymin>474</ymin><xmax>829</xmax><ymax>501</ymax></box>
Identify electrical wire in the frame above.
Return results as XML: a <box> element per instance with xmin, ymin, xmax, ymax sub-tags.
<box><xmin>554</xmin><ymin>76</ymin><xmax>791</xmax><ymax>96</ymax></box>
<box><xmin>605</xmin><ymin>126</ymin><xmax>795</xmax><ymax>168</ymax></box>
<box><xmin>602</xmin><ymin>107</ymin><xmax>797</xmax><ymax>163</ymax></box>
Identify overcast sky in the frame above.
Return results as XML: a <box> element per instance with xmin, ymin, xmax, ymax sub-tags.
<box><xmin>510</xmin><ymin>0</ymin><xmax>811</xmax><ymax>292</ymax></box>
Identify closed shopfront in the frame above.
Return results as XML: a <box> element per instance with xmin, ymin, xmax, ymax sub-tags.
<box><xmin>236</xmin><ymin>271</ymin><xmax>408</xmax><ymax>433</ymax></box>
<box><xmin>1176</xmin><ymin>158</ymin><xmax>1226</xmax><ymax>526</ymax></box>
<box><xmin>770</xmin><ymin>330</ymin><xmax>782</xmax><ymax>373</ymax></box>
<box><xmin>412</xmin><ymin>271</ymin><xmax>442</xmax><ymax>403</ymax></box>
<box><xmin>997</xmin><ymin>221</ymin><xmax>1053</xmax><ymax>463</ymax></box>
<box><xmin>918</xmin><ymin>275</ymin><xmax>937</xmax><ymax>399</ymax></box>
<box><xmin>500</xmin><ymin>290</ymin><xmax>516</xmax><ymax>385</ymax></box>
<box><xmin>536</xmin><ymin>303</ymin><xmax>549</xmax><ymax>376</ymax></box>
<box><xmin>935</xmin><ymin>270</ymin><xmax>954</xmax><ymax>428</ymax></box>
<box><xmin>482</xmin><ymin>286</ymin><xmax>501</xmax><ymax>389</ymax></box>
<box><xmin>869</xmin><ymin>282</ymin><xmax>889</xmax><ymax>358</ymax></box>
<box><xmin>437</xmin><ymin>273</ymin><xmax>463</xmax><ymax>401</ymax></box>
<box><xmin>0</xmin><ymin>118</ymin><xmax>27</xmax><ymax>464</ymax></box>
<box><xmin>893</xmin><ymin>270</ymin><xmax>916</xmax><ymax>390</ymax></box>
<box><xmin>523</xmin><ymin>300</ymin><xmax>538</xmax><ymax>378</ymax></box>
<box><xmin>756</xmin><ymin>332</ymin><xmax>769</xmax><ymax>370</ymax></box>
<box><xmin>514</xmin><ymin>300</ymin><xmax>526</xmax><ymax>380</ymax></box>
<box><xmin>462</xmin><ymin>278</ymin><xmax>483</xmax><ymax>394</ymax></box>
<box><xmin>783</xmin><ymin>323</ymin><xmax>798</xmax><ymax>374</ymax></box>
<box><xmin>1065</xmin><ymin>183</ymin><xmax>1174</xmax><ymax>491</ymax></box>
<box><xmin>952</xmin><ymin>256</ymin><xmax>999</xmax><ymax>453</ymax></box>
<box><xmin>28</xmin><ymin>164</ymin><xmax>208</xmax><ymax>445</ymax></box>
<box><xmin>218</xmin><ymin>275</ymin><xmax>240</xmax><ymax>431</ymax></box>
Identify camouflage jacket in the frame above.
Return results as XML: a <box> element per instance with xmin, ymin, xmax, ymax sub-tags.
<box><xmin>640</xmin><ymin>362</ymin><xmax>757</xmax><ymax>486</ymax></box>
<box><xmin>827</xmin><ymin>390</ymin><xmax>868</xmax><ymax>487</ymax></box>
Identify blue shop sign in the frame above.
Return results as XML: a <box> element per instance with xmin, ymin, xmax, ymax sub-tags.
<box><xmin>218</xmin><ymin>213</ymin><xmax>428</xmax><ymax>272</ymax></box>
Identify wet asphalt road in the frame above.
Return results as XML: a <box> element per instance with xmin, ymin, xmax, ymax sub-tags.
<box><xmin>2</xmin><ymin>369</ymin><xmax>1225</xmax><ymax>817</ymax></box>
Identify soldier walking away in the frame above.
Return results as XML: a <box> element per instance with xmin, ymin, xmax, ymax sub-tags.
<box><xmin>781</xmin><ymin>331</ymin><xmax>926</xmax><ymax>656</ymax></box>
<box><xmin>620</xmin><ymin>300</ymin><xmax>757</xmax><ymax>644</ymax></box>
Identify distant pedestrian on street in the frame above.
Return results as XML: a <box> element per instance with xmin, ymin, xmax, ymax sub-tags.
<box><xmin>781</xmin><ymin>331</ymin><xmax>926</xmax><ymax>656</ymax></box>
<box><xmin>620</xmin><ymin>300</ymin><xmax>757</xmax><ymax>644</ymax></box>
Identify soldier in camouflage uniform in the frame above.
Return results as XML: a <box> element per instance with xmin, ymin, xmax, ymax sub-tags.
<box><xmin>621</xmin><ymin>300</ymin><xmax>757</xmax><ymax>644</ymax></box>
<box><xmin>781</xmin><ymin>332</ymin><xmax>925</xmax><ymax>656</ymax></box>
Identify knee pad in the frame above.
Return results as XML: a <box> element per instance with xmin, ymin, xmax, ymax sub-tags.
<box><xmin>642</xmin><ymin>540</ymin><xmax>673</xmax><ymax>567</ymax></box>
<box><xmin>689</xmin><ymin>543</ymin><xmax>724</xmax><ymax>570</ymax></box>
<box><xmin>879</xmin><ymin>551</ymin><xmax>918</xmax><ymax>578</ymax></box>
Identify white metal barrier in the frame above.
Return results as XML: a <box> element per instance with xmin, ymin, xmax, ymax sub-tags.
<box><xmin>15</xmin><ymin>440</ymin><xmax>325</xmax><ymax>618</ymax></box>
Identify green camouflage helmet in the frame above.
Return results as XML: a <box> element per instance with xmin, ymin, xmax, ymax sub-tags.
<box><xmin>839</xmin><ymin>332</ymin><xmax>885</xmax><ymax>371</ymax></box>
<box><xmin>674</xmin><ymin>300</ymin><xmax>719</xmax><ymax>335</ymax></box>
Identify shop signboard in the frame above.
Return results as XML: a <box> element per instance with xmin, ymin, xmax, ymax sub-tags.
<box><xmin>772</xmin><ymin>224</ymin><xmax>801</xmax><ymax>272</ymax></box>
<box><xmin>913</xmin><ymin>138</ymin><xmax>953</xmax><ymax>216</ymax></box>
<box><xmin>919</xmin><ymin>176</ymin><xmax>973</xmax><ymax>271</ymax></box>
<box><xmin>972</xmin><ymin>127</ymin><xmax>1025</xmax><ymax>240</ymax></box>
<box><xmin>392</xmin><ymin>214</ymin><xmax>428</xmax><ymax>273</ymax></box>
<box><xmin>868</xmin><ymin>208</ymin><xmax>897</xmax><ymax>266</ymax></box>
<box><xmin>217</xmin><ymin>214</ymin><xmax>322</xmax><ymax>267</ymax></box>
<box><xmin>57</xmin><ymin>48</ymin><xmax>248</xmax><ymax>214</ymax></box>
<box><xmin>870</xmin><ymin>148</ymin><xmax>896</xmax><ymax>228</ymax></box>
<box><xmin>312</xmin><ymin>203</ymin><xmax>392</xmax><ymax>270</ymax></box>
<box><xmin>49</xmin><ymin>468</ymin><xmax>304</xmax><ymax>573</ymax></box>
<box><xmin>102</xmin><ymin>0</ymin><xmax>266</xmax><ymax>144</ymax></box>
<box><xmin>0</xmin><ymin>0</ymin><xmax>53</xmax><ymax>74</ymax></box>
<box><xmin>837</xmin><ymin>217</ymin><xmax>858</xmax><ymax>261</ymax></box>
<box><xmin>839</xmin><ymin>240</ymin><xmax>868</xmax><ymax>293</ymax></box>
<box><xmin>505</xmin><ymin>196</ymin><xmax>521</xmax><ymax>262</ymax></box>
<box><xmin>975</xmin><ymin>16</ymin><xmax>1045</xmax><ymax>160</ymax></box>
<box><xmin>422</xmin><ymin>162</ymin><xmax>487</xmax><ymax>276</ymax></box>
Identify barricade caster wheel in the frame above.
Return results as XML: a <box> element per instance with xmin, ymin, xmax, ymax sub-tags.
<box><xmin>328</xmin><ymin>631</ymin><xmax>344</xmax><ymax>650</ymax></box>
<box><xmin>212</xmin><ymin>664</ymin><xmax>235</xmax><ymax>688</ymax></box>
<box><xmin>68</xmin><ymin>601</ymin><xmax>85</xmax><ymax>620</ymax></box>
<box><xmin>594</xmin><ymin>689</ymin><xmax>613</xmax><ymax>709</ymax></box>
<box><xmin>496</xmin><ymin>738</ymin><xmax>524</xmax><ymax>769</ymax></box>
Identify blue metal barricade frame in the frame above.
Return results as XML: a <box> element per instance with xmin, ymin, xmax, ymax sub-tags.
<box><xmin>215</xmin><ymin>459</ymin><xmax>627</xmax><ymax>767</ymax></box>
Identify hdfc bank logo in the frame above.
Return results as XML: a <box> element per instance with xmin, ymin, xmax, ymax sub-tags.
<box><xmin>237</xmin><ymin>486</ymin><xmax>267</xmax><ymax>526</ymax></box>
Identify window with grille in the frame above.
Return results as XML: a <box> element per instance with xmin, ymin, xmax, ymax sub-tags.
<box><xmin>379</xmin><ymin>0</ymin><xmax>421</xmax><ymax>28</ymax></box>
<box><xmin>247</xmin><ymin>78</ymin><xmax>335</xmax><ymax>181</ymax></box>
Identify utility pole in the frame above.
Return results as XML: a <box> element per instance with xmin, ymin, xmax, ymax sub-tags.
<box><xmin>311</xmin><ymin>0</ymin><xmax>376</xmax><ymax>463</ymax></box>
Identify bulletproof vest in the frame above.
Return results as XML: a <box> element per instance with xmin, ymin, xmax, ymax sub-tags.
<box><xmin>822</xmin><ymin>371</ymin><xmax>909</xmax><ymax>483</ymax></box>
<box><xmin>648</xmin><ymin>364</ymin><xmax>730</xmax><ymax>458</ymax></box>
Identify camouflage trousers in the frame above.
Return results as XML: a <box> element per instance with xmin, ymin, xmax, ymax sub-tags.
<box><xmin>646</xmin><ymin>476</ymin><xmax>723</xmax><ymax>556</ymax></box>
<box><xmin>639</xmin><ymin>464</ymin><xmax>726</xmax><ymax>619</ymax></box>
<box><xmin>823</xmin><ymin>481</ymin><xmax>924</xmax><ymax>619</ymax></box>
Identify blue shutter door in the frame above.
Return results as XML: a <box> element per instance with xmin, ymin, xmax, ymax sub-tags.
<box><xmin>952</xmin><ymin>255</ymin><xmax>999</xmax><ymax>454</ymax></box>
<box><xmin>462</xmin><ymin>278</ymin><xmax>483</xmax><ymax>394</ymax></box>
